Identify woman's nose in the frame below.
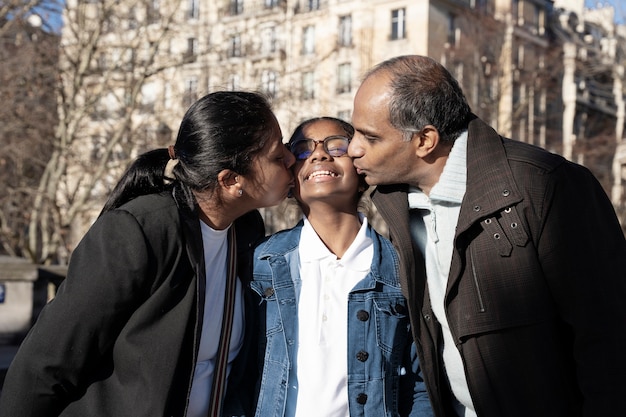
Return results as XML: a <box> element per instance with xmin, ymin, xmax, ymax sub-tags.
<box><xmin>285</xmin><ymin>147</ymin><xmax>296</xmax><ymax>168</ymax></box>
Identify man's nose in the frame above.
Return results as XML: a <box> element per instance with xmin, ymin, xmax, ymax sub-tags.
<box><xmin>347</xmin><ymin>135</ymin><xmax>362</xmax><ymax>157</ymax></box>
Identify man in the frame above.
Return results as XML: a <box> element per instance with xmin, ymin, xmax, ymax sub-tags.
<box><xmin>348</xmin><ymin>54</ymin><xmax>626</xmax><ymax>417</ymax></box>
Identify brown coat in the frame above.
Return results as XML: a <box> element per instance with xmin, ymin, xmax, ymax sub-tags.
<box><xmin>371</xmin><ymin>117</ymin><xmax>626</xmax><ymax>417</ymax></box>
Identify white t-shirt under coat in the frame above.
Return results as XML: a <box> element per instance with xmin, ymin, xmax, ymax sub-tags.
<box><xmin>187</xmin><ymin>222</ymin><xmax>245</xmax><ymax>417</ymax></box>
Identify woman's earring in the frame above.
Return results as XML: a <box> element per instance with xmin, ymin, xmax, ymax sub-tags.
<box><xmin>238</xmin><ymin>189</ymin><xmax>243</xmax><ymax>196</ymax></box>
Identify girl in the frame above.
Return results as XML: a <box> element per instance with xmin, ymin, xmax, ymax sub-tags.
<box><xmin>252</xmin><ymin>117</ymin><xmax>433</xmax><ymax>417</ymax></box>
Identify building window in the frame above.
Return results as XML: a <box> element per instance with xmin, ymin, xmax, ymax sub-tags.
<box><xmin>127</xmin><ymin>7</ymin><xmax>138</xmax><ymax>29</ymax></box>
<box><xmin>188</xmin><ymin>0</ymin><xmax>199</xmax><ymax>19</ymax></box>
<box><xmin>265</xmin><ymin>0</ymin><xmax>279</xmax><ymax>8</ymax></box>
<box><xmin>183</xmin><ymin>77</ymin><xmax>198</xmax><ymax>108</ymax></box>
<box><xmin>512</xmin><ymin>0</ymin><xmax>520</xmax><ymax>24</ymax></box>
<box><xmin>302</xmin><ymin>25</ymin><xmax>315</xmax><ymax>55</ymax></box>
<box><xmin>447</xmin><ymin>13</ymin><xmax>458</xmax><ymax>47</ymax></box>
<box><xmin>474</xmin><ymin>0</ymin><xmax>494</xmax><ymax>14</ymax></box>
<box><xmin>302</xmin><ymin>71</ymin><xmax>315</xmax><ymax>100</ymax></box>
<box><xmin>534</xmin><ymin>84</ymin><xmax>545</xmax><ymax>117</ymax></box>
<box><xmin>307</xmin><ymin>0</ymin><xmax>320</xmax><ymax>12</ymax></box>
<box><xmin>391</xmin><ymin>8</ymin><xmax>406</xmax><ymax>40</ymax></box>
<box><xmin>98</xmin><ymin>52</ymin><xmax>107</xmax><ymax>70</ymax></box>
<box><xmin>228</xmin><ymin>74</ymin><xmax>240</xmax><ymax>91</ymax></box>
<box><xmin>338</xmin><ymin>15</ymin><xmax>352</xmax><ymax>47</ymax></box>
<box><xmin>337</xmin><ymin>110</ymin><xmax>351</xmax><ymax>121</ymax></box>
<box><xmin>261</xmin><ymin>26</ymin><xmax>277</xmax><ymax>55</ymax></box>
<box><xmin>228</xmin><ymin>34</ymin><xmax>242</xmax><ymax>57</ymax></box>
<box><xmin>148</xmin><ymin>0</ymin><xmax>160</xmax><ymax>23</ymax></box>
<box><xmin>514</xmin><ymin>44</ymin><xmax>524</xmax><ymax>69</ymax></box>
<box><xmin>261</xmin><ymin>70</ymin><xmax>278</xmax><ymax>98</ymax></box>
<box><xmin>230</xmin><ymin>0</ymin><xmax>243</xmax><ymax>15</ymax></box>
<box><xmin>184</xmin><ymin>37</ymin><xmax>197</xmax><ymax>62</ymax></box>
<box><xmin>534</xmin><ymin>4</ymin><xmax>544</xmax><ymax>35</ymax></box>
<box><xmin>337</xmin><ymin>63</ymin><xmax>351</xmax><ymax>93</ymax></box>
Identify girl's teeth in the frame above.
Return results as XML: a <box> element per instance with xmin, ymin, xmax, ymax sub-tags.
<box><xmin>309</xmin><ymin>170</ymin><xmax>336</xmax><ymax>179</ymax></box>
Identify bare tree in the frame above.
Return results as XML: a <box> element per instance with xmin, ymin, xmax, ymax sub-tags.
<box><xmin>551</xmin><ymin>5</ymin><xmax>626</xmax><ymax>233</ymax></box>
<box><xmin>441</xmin><ymin>3</ymin><xmax>563</xmax><ymax>151</ymax></box>
<box><xmin>17</xmin><ymin>0</ymin><xmax>191</xmax><ymax>264</ymax></box>
<box><xmin>0</xmin><ymin>8</ymin><xmax>59</xmax><ymax>259</ymax></box>
<box><xmin>449</xmin><ymin>3</ymin><xmax>625</xmax><ymax>196</ymax></box>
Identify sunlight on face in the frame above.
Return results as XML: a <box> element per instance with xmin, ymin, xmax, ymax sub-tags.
<box><xmin>247</xmin><ymin>117</ymin><xmax>295</xmax><ymax>208</ymax></box>
<box><xmin>291</xmin><ymin>119</ymin><xmax>361</xmax><ymax>210</ymax></box>
<box><xmin>350</xmin><ymin>73</ymin><xmax>417</xmax><ymax>186</ymax></box>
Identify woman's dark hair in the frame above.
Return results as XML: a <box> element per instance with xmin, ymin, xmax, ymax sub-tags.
<box><xmin>100</xmin><ymin>91</ymin><xmax>276</xmax><ymax>215</ymax></box>
<box><xmin>366</xmin><ymin>55</ymin><xmax>472</xmax><ymax>143</ymax></box>
<box><xmin>100</xmin><ymin>149</ymin><xmax>171</xmax><ymax>214</ymax></box>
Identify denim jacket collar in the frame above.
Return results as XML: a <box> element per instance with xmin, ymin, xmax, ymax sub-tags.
<box><xmin>256</xmin><ymin>219</ymin><xmax>401</xmax><ymax>290</ymax></box>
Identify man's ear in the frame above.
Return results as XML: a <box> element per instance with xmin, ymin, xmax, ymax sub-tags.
<box><xmin>217</xmin><ymin>169</ymin><xmax>242</xmax><ymax>197</ymax></box>
<box><xmin>413</xmin><ymin>125</ymin><xmax>440</xmax><ymax>158</ymax></box>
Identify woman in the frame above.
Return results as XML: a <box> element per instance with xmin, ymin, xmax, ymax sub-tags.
<box><xmin>0</xmin><ymin>91</ymin><xmax>295</xmax><ymax>417</ymax></box>
<box><xmin>251</xmin><ymin>117</ymin><xmax>433</xmax><ymax>417</ymax></box>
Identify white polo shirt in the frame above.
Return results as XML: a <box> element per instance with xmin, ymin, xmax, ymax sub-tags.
<box><xmin>291</xmin><ymin>215</ymin><xmax>373</xmax><ymax>417</ymax></box>
<box><xmin>408</xmin><ymin>131</ymin><xmax>477</xmax><ymax>417</ymax></box>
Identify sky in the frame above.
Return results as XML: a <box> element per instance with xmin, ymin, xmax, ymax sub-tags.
<box><xmin>32</xmin><ymin>0</ymin><xmax>63</xmax><ymax>33</ymax></box>
<box><xmin>33</xmin><ymin>0</ymin><xmax>626</xmax><ymax>33</ymax></box>
<box><xmin>585</xmin><ymin>0</ymin><xmax>625</xmax><ymax>8</ymax></box>
<box><xmin>585</xmin><ymin>0</ymin><xmax>626</xmax><ymax>22</ymax></box>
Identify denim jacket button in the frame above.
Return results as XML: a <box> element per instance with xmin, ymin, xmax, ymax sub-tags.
<box><xmin>263</xmin><ymin>287</ymin><xmax>274</xmax><ymax>297</ymax></box>
<box><xmin>356</xmin><ymin>310</ymin><xmax>369</xmax><ymax>321</ymax></box>
<box><xmin>356</xmin><ymin>393</ymin><xmax>368</xmax><ymax>404</ymax></box>
<box><xmin>395</xmin><ymin>303</ymin><xmax>406</xmax><ymax>314</ymax></box>
<box><xmin>356</xmin><ymin>350</ymin><xmax>369</xmax><ymax>362</ymax></box>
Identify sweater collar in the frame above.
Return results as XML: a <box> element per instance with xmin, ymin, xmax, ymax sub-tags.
<box><xmin>408</xmin><ymin>130</ymin><xmax>467</xmax><ymax>208</ymax></box>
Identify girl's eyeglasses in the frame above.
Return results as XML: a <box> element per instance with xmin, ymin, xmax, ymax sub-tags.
<box><xmin>289</xmin><ymin>135</ymin><xmax>350</xmax><ymax>161</ymax></box>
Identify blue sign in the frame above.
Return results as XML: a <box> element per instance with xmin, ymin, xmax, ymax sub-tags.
<box><xmin>0</xmin><ymin>283</ymin><xmax>5</xmax><ymax>303</ymax></box>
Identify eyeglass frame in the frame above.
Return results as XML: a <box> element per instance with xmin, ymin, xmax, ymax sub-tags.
<box><xmin>289</xmin><ymin>135</ymin><xmax>351</xmax><ymax>161</ymax></box>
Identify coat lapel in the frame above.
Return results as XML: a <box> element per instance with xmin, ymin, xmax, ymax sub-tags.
<box><xmin>371</xmin><ymin>185</ymin><xmax>429</xmax><ymax>337</ymax></box>
<box><xmin>447</xmin><ymin>118</ymin><xmax>523</xmax><ymax>293</ymax></box>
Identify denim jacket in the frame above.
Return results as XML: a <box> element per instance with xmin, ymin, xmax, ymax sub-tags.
<box><xmin>251</xmin><ymin>220</ymin><xmax>433</xmax><ymax>417</ymax></box>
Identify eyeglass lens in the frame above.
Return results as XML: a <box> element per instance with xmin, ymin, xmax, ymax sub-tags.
<box><xmin>291</xmin><ymin>136</ymin><xmax>350</xmax><ymax>160</ymax></box>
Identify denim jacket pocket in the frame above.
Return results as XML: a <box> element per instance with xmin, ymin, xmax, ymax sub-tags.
<box><xmin>250</xmin><ymin>279</ymin><xmax>283</xmax><ymax>336</ymax></box>
<box><xmin>373</xmin><ymin>297</ymin><xmax>410</xmax><ymax>353</ymax></box>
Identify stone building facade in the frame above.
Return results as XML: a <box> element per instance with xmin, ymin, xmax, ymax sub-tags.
<box><xmin>61</xmin><ymin>0</ymin><xmax>626</xmax><ymax>242</ymax></box>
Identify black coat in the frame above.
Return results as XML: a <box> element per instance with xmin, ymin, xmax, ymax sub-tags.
<box><xmin>0</xmin><ymin>192</ymin><xmax>264</xmax><ymax>417</ymax></box>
